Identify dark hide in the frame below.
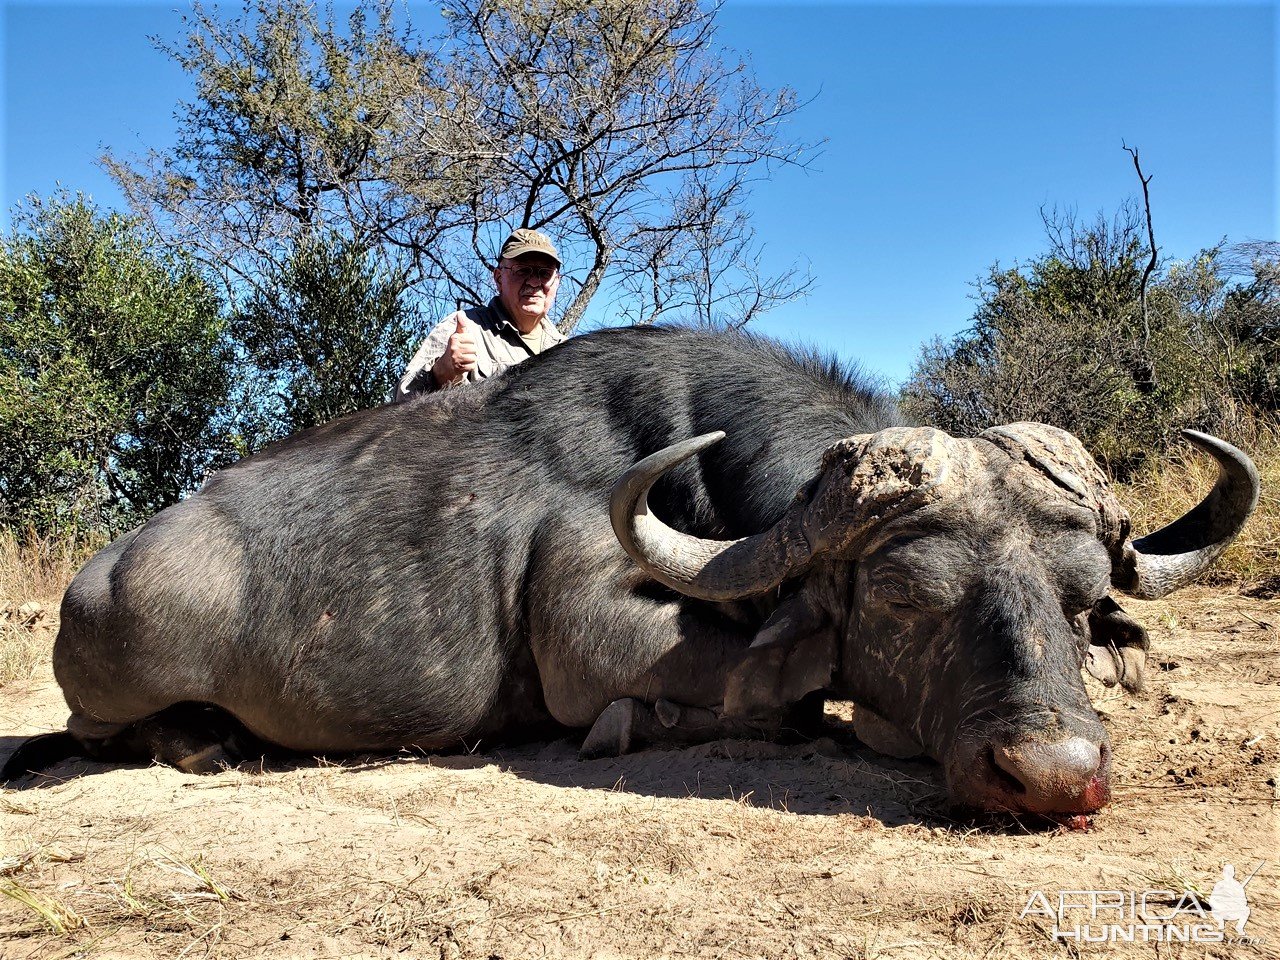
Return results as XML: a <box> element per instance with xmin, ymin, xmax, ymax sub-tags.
<box><xmin>23</xmin><ymin>329</ymin><xmax>901</xmax><ymax>764</ymax></box>
<box><xmin>15</xmin><ymin>326</ymin><xmax>1230</xmax><ymax>817</ymax></box>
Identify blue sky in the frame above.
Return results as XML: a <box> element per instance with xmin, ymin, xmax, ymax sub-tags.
<box><xmin>2</xmin><ymin>1</ymin><xmax>1275</xmax><ymax>384</ymax></box>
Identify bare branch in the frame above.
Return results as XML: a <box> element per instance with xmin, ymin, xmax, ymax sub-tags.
<box><xmin>108</xmin><ymin>0</ymin><xmax>817</xmax><ymax>333</ymax></box>
<box><xmin>1123</xmin><ymin>140</ymin><xmax>1158</xmax><ymax>376</ymax></box>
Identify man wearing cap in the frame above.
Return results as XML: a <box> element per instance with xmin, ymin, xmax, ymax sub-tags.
<box><xmin>395</xmin><ymin>228</ymin><xmax>567</xmax><ymax>399</ymax></box>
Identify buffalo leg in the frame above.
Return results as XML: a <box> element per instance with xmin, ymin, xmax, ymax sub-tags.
<box><xmin>4</xmin><ymin>703</ymin><xmax>263</xmax><ymax>780</ymax></box>
<box><xmin>529</xmin><ymin>524</ymin><xmax>762</xmax><ymax>728</ymax></box>
<box><xmin>579</xmin><ymin>697</ymin><xmax>779</xmax><ymax>759</ymax></box>
<box><xmin>126</xmin><ymin>703</ymin><xmax>265</xmax><ymax>773</ymax></box>
<box><xmin>1</xmin><ymin>733</ymin><xmax>83</xmax><ymax>782</ymax></box>
<box><xmin>782</xmin><ymin>691</ymin><xmax>828</xmax><ymax>740</ymax></box>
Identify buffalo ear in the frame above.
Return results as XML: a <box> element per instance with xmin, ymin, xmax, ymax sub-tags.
<box><xmin>723</xmin><ymin>594</ymin><xmax>835</xmax><ymax>720</ymax></box>
<box><xmin>1084</xmin><ymin>596</ymin><xmax>1150</xmax><ymax>693</ymax></box>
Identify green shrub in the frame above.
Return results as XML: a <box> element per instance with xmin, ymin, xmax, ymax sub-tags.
<box><xmin>0</xmin><ymin>195</ymin><xmax>234</xmax><ymax>537</ymax></box>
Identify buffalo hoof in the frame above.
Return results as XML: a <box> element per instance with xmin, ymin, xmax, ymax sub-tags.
<box><xmin>174</xmin><ymin>744</ymin><xmax>236</xmax><ymax>775</ymax></box>
<box><xmin>579</xmin><ymin>698</ymin><xmax>638</xmax><ymax>759</ymax></box>
<box><xmin>852</xmin><ymin>707</ymin><xmax>924</xmax><ymax>759</ymax></box>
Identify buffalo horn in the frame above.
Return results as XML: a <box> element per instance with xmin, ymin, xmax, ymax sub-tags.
<box><xmin>609</xmin><ymin>433</ymin><xmax>813</xmax><ymax>601</ymax></box>
<box><xmin>1114</xmin><ymin>430</ymin><xmax>1259</xmax><ymax>599</ymax></box>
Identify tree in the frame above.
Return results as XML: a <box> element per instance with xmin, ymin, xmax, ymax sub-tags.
<box><xmin>410</xmin><ymin>0</ymin><xmax>814</xmax><ymax>330</ymax></box>
<box><xmin>107</xmin><ymin>0</ymin><xmax>814</xmax><ymax>333</ymax></box>
<box><xmin>0</xmin><ymin>195</ymin><xmax>234</xmax><ymax>537</ymax></box>
<box><xmin>105</xmin><ymin>0</ymin><xmax>425</xmax><ymax>300</ymax></box>
<box><xmin>902</xmin><ymin>205</ymin><xmax>1280</xmax><ymax>471</ymax></box>
<box><xmin>1156</xmin><ymin>241</ymin><xmax>1280</xmax><ymax>432</ymax></box>
<box><xmin>233</xmin><ymin>233</ymin><xmax>418</xmax><ymax>436</ymax></box>
<box><xmin>609</xmin><ymin>175</ymin><xmax>811</xmax><ymax>328</ymax></box>
<box><xmin>1220</xmin><ymin>241</ymin><xmax>1280</xmax><ymax>411</ymax></box>
<box><xmin>903</xmin><ymin>206</ymin><xmax>1150</xmax><ymax>437</ymax></box>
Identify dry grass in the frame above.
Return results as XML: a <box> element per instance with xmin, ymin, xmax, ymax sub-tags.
<box><xmin>0</xmin><ymin>528</ymin><xmax>96</xmax><ymax>602</ymax></box>
<box><xmin>0</xmin><ymin>528</ymin><xmax>98</xmax><ymax>686</ymax></box>
<box><xmin>0</xmin><ymin>878</ymin><xmax>86</xmax><ymax>934</ymax></box>
<box><xmin>0</xmin><ymin>841</ymin><xmax>248</xmax><ymax>952</ymax></box>
<box><xmin>1115</xmin><ymin>410</ymin><xmax>1280</xmax><ymax>588</ymax></box>
<box><xmin>0</xmin><ymin>611</ymin><xmax>51</xmax><ymax>687</ymax></box>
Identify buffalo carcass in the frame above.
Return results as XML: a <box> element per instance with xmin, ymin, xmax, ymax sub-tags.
<box><xmin>2</xmin><ymin>328</ymin><xmax>1257</xmax><ymax>814</ymax></box>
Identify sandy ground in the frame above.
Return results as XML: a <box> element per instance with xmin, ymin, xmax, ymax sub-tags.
<box><xmin>1</xmin><ymin>588</ymin><xmax>1276</xmax><ymax>959</ymax></box>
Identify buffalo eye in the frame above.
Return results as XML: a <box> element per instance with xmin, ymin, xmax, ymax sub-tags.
<box><xmin>859</xmin><ymin>542</ymin><xmax>965</xmax><ymax>612</ymax></box>
<box><xmin>1047</xmin><ymin>537</ymin><xmax>1112</xmax><ymax>620</ymax></box>
<box><xmin>869</xmin><ymin>577</ymin><xmax>920</xmax><ymax>610</ymax></box>
<box><xmin>1059</xmin><ymin>573</ymin><xmax>1110</xmax><ymax>620</ymax></box>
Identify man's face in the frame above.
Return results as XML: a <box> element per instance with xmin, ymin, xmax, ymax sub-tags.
<box><xmin>494</xmin><ymin>252</ymin><xmax>560</xmax><ymax>332</ymax></box>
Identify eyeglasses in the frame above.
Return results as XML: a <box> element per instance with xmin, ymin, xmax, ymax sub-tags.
<box><xmin>501</xmin><ymin>264</ymin><xmax>558</xmax><ymax>285</ymax></box>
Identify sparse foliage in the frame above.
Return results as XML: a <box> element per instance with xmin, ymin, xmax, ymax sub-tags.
<box><xmin>104</xmin><ymin>0</ymin><xmax>424</xmax><ymax>299</ymax></box>
<box><xmin>413</xmin><ymin>0</ymin><xmax>815</xmax><ymax>330</ymax></box>
<box><xmin>107</xmin><ymin>0</ymin><xmax>814</xmax><ymax>333</ymax></box>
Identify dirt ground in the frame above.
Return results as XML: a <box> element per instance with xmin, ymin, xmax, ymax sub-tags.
<box><xmin>1</xmin><ymin>588</ymin><xmax>1276</xmax><ymax>959</ymax></box>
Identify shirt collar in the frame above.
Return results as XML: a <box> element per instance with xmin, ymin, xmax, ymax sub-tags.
<box><xmin>488</xmin><ymin>297</ymin><xmax>561</xmax><ymax>342</ymax></box>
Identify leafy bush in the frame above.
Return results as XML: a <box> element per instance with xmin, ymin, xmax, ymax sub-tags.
<box><xmin>0</xmin><ymin>195</ymin><xmax>234</xmax><ymax>537</ymax></box>
<box><xmin>232</xmin><ymin>233</ymin><xmax>418</xmax><ymax>438</ymax></box>
<box><xmin>902</xmin><ymin>206</ymin><xmax>1280</xmax><ymax>475</ymax></box>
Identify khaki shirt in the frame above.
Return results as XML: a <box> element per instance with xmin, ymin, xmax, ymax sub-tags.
<box><xmin>395</xmin><ymin>298</ymin><xmax>565</xmax><ymax>401</ymax></box>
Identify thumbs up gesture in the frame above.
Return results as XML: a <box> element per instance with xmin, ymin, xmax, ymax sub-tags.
<box><xmin>433</xmin><ymin>316</ymin><xmax>479</xmax><ymax>385</ymax></box>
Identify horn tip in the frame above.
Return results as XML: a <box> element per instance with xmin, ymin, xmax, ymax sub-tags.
<box><xmin>1177</xmin><ymin>428</ymin><xmax>1260</xmax><ymax>484</ymax></box>
<box><xmin>686</xmin><ymin>431</ymin><xmax>727</xmax><ymax>455</ymax></box>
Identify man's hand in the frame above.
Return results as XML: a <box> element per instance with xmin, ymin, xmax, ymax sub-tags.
<box><xmin>433</xmin><ymin>317</ymin><xmax>478</xmax><ymax>386</ymax></box>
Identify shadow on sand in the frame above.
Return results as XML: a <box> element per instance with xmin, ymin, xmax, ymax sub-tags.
<box><xmin>0</xmin><ymin>724</ymin><xmax>1060</xmax><ymax>834</ymax></box>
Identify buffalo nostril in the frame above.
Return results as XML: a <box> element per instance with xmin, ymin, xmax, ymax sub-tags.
<box><xmin>992</xmin><ymin>737</ymin><xmax>1108</xmax><ymax>812</ymax></box>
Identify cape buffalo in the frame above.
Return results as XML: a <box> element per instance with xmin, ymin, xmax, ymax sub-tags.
<box><xmin>2</xmin><ymin>327</ymin><xmax>1258</xmax><ymax>815</ymax></box>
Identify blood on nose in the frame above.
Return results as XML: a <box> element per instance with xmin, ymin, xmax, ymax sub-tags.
<box><xmin>991</xmin><ymin>737</ymin><xmax>1111</xmax><ymax>813</ymax></box>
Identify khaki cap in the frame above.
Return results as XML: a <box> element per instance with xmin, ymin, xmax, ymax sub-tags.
<box><xmin>498</xmin><ymin>228</ymin><xmax>561</xmax><ymax>266</ymax></box>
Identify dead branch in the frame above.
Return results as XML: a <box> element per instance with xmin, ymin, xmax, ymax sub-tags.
<box><xmin>1123</xmin><ymin>141</ymin><xmax>1158</xmax><ymax>384</ymax></box>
